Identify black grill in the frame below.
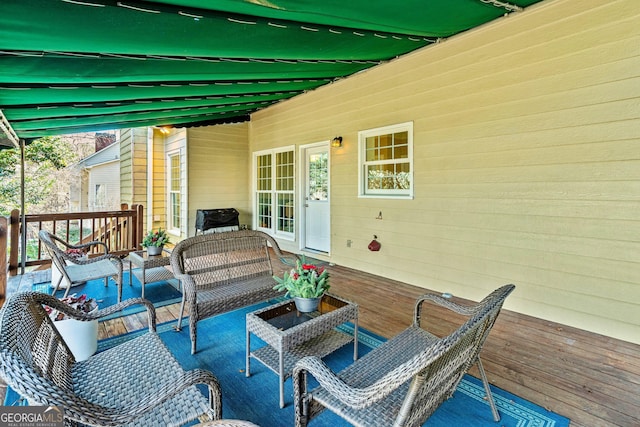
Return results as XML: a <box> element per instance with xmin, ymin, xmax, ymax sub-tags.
<box><xmin>195</xmin><ymin>208</ymin><xmax>240</xmax><ymax>235</ymax></box>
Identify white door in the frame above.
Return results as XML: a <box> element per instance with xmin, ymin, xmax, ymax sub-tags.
<box><xmin>303</xmin><ymin>145</ymin><xmax>330</xmax><ymax>253</ymax></box>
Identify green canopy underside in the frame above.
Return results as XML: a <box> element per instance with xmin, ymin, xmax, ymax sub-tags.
<box><xmin>0</xmin><ymin>55</ymin><xmax>375</xmax><ymax>85</ymax></box>
<box><xmin>0</xmin><ymin>79</ymin><xmax>329</xmax><ymax>106</ymax></box>
<box><xmin>0</xmin><ymin>0</ymin><xmax>544</xmax><ymax>140</ymax></box>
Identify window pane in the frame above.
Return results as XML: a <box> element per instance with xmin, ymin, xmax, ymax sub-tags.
<box><xmin>366</xmin><ymin>165</ymin><xmax>382</xmax><ymax>190</ymax></box>
<box><xmin>169</xmin><ymin>153</ymin><xmax>181</xmax><ymax>230</ymax></box>
<box><xmin>378</xmin><ymin>146</ymin><xmax>392</xmax><ymax>160</ymax></box>
<box><xmin>395</xmin><ymin>162</ymin><xmax>411</xmax><ymax>189</ymax></box>
<box><xmin>171</xmin><ymin>155</ymin><xmax>180</xmax><ymax>191</ymax></box>
<box><xmin>394</xmin><ymin>131</ymin><xmax>408</xmax><ymax>145</ymax></box>
<box><xmin>276</xmin><ymin>151</ymin><xmax>294</xmax><ymax>191</ymax></box>
<box><xmin>394</xmin><ymin>144</ymin><xmax>408</xmax><ymax>159</ymax></box>
<box><xmin>365</xmin><ymin>136</ymin><xmax>378</xmax><ymax>161</ymax></box>
<box><xmin>171</xmin><ymin>192</ymin><xmax>181</xmax><ymax>228</ymax></box>
<box><xmin>366</xmin><ymin>163</ymin><xmax>411</xmax><ymax>190</ymax></box>
<box><xmin>257</xmin><ymin>154</ymin><xmax>271</xmax><ymax>191</ymax></box>
<box><xmin>380</xmin><ymin>164</ymin><xmax>395</xmax><ymax>189</ymax></box>
<box><xmin>379</xmin><ymin>134</ymin><xmax>392</xmax><ymax>148</ymax></box>
<box><xmin>393</xmin><ymin>131</ymin><xmax>409</xmax><ymax>159</ymax></box>
<box><xmin>257</xmin><ymin>193</ymin><xmax>272</xmax><ymax>229</ymax></box>
<box><xmin>308</xmin><ymin>152</ymin><xmax>328</xmax><ymax>201</ymax></box>
<box><xmin>277</xmin><ymin>193</ymin><xmax>294</xmax><ymax>233</ymax></box>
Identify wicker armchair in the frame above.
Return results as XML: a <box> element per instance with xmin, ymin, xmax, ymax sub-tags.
<box><xmin>39</xmin><ymin>229</ymin><xmax>124</xmax><ymax>302</ymax></box>
<box><xmin>0</xmin><ymin>291</ymin><xmax>223</xmax><ymax>426</ymax></box>
<box><xmin>293</xmin><ymin>284</ymin><xmax>515</xmax><ymax>427</ymax></box>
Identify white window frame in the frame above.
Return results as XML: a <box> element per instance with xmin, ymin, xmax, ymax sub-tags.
<box><xmin>253</xmin><ymin>146</ymin><xmax>296</xmax><ymax>240</ymax></box>
<box><xmin>167</xmin><ymin>150</ymin><xmax>182</xmax><ymax>234</ymax></box>
<box><xmin>358</xmin><ymin>121</ymin><xmax>414</xmax><ymax>199</ymax></box>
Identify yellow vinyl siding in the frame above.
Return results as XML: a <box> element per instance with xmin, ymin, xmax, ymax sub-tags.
<box><xmin>131</xmin><ymin>129</ymin><xmax>148</xmax><ymax>201</ymax></box>
<box><xmin>118</xmin><ymin>128</ymin><xmax>133</xmax><ymax>205</ymax></box>
<box><xmin>186</xmin><ymin>123</ymin><xmax>250</xmax><ymax>236</ymax></box>
<box><xmin>249</xmin><ymin>0</ymin><xmax>640</xmax><ymax>344</ymax></box>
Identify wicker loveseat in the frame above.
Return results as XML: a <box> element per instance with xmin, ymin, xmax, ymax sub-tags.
<box><xmin>293</xmin><ymin>284</ymin><xmax>515</xmax><ymax>427</ymax></box>
<box><xmin>0</xmin><ymin>292</ymin><xmax>223</xmax><ymax>426</ymax></box>
<box><xmin>170</xmin><ymin>229</ymin><xmax>298</xmax><ymax>354</ymax></box>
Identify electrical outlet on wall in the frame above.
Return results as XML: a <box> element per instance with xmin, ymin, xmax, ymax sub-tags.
<box><xmin>347</xmin><ymin>239</ymin><xmax>352</xmax><ymax>248</ymax></box>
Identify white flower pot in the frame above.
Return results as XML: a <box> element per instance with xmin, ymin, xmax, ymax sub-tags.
<box><xmin>54</xmin><ymin>317</ymin><xmax>98</xmax><ymax>361</ymax></box>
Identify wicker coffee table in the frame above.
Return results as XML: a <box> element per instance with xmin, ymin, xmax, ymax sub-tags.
<box><xmin>246</xmin><ymin>293</ymin><xmax>358</xmax><ymax>408</ymax></box>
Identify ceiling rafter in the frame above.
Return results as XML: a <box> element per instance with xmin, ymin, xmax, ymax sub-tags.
<box><xmin>0</xmin><ymin>77</ymin><xmax>333</xmax><ymax>91</ymax></box>
<box><xmin>0</xmin><ymin>50</ymin><xmax>384</xmax><ymax>66</ymax></box>
<box><xmin>5</xmin><ymin>91</ymin><xmax>302</xmax><ymax>120</ymax></box>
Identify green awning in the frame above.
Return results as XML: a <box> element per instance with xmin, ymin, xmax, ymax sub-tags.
<box><xmin>0</xmin><ymin>0</ymin><xmax>544</xmax><ymax>141</ymax></box>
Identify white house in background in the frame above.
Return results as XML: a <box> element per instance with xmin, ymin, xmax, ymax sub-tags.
<box><xmin>76</xmin><ymin>141</ymin><xmax>121</xmax><ymax>211</ymax></box>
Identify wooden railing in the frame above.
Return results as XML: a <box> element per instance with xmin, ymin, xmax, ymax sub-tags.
<box><xmin>6</xmin><ymin>204</ymin><xmax>144</xmax><ymax>277</ymax></box>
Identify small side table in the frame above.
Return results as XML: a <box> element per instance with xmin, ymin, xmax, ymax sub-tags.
<box><xmin>128</xmin><ymin>249</ymin><xmax>176</xmax><ymax>298</ymax></box>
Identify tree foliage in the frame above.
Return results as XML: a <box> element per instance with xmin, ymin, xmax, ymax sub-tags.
<box><xmin>0</xmin><ymin>136</ymin><xmax>80</xmax><ymax>215</ymax></box>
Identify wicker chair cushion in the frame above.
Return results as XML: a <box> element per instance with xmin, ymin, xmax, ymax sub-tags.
<box><xmin>64</xmin><ymin>259</ymin><xmax>120</xmax><ymax>282</ymax></box>
<box><xmin>72</xmin><ymin>333</ymin><xmax>212</xmax><ymax>426</ymax></box>
<box><xmin>310</xmin><ymin>327</ymin><xmax>437</xmax><ymax>425</ymax></box>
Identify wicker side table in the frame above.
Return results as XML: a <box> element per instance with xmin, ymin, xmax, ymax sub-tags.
<box><xmin>246</xmin><ymin>293</ymin><xmax>358</xmax><ymax>408</ymax></box>
<box><xmin>128</xmin><ymin>249</ymin><xmax>177</xmax><ymax>298</ymax></box>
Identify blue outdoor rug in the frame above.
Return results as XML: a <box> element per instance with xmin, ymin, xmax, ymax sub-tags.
<box><xmin>32</xmin><ymin>271</ymin><xmax>183</xmax><ymax>320</ymax></box>
<box><xmin>93</xmin><ymin>302</ymin><xmax>569</xmax><ymax>427</ymax></box>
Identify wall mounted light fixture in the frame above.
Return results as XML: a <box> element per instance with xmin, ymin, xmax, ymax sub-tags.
<box><xmin>331</xmin><ymin>136</ymin><xmax>343</xmax><ymax>147</ymax></box>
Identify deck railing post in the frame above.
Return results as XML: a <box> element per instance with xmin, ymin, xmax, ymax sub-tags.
<box><xmin>8</xmin><ymin>209</ymin><xmax>19</xmax><ymax>276</ymax></box>
<box><xmin>133</xmin><ymin>204</ymin><xmax>143</xmax><ymax>250</ymax></box>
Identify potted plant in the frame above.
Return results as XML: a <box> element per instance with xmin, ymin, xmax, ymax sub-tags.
<box><xmin>142</xmin><ymin>228</ymin><xmax>170</xmax><ymax>255</ymax></box>
<box><xmin>45</xmin><ymin>294</ymin><xmax>98</xmax><ymax>361</ymax></box>
<box><xmin>273</xmin><ymin>256</ymin><xmax>330</xmax><ymax>312</ymax></box>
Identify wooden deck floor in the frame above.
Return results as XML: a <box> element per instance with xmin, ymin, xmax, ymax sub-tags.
<box><xmin>3</xmin><ymin>264</ymin><xmax>639</xmax><ymax>426</ymax></box>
